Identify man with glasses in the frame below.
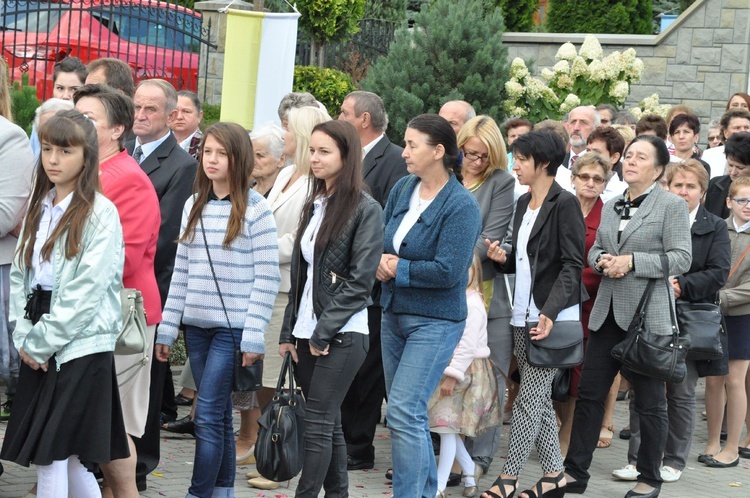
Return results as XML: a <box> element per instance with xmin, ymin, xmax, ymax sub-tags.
<box><xmin>705</xmin><ymin>132</ymin><xmax>750</xmax><ymax>219</ymax></box>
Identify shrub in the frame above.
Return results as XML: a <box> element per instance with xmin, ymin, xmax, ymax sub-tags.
<box><xmin>293</xmin><ymin>65</ymin><xmax>355</xmax><ymax>117</ymax></box>
<box><xmin>362</xmin><ymin>0</ymin><xmax>508</xmax><ymax>142</ymax></box>
<box><xmin>10</xmin><ymin>74</ymin><xmax>40</xmax><ymax>136</ymax></box>
<box><xmin>546</xmin><ymin>0</ymin><xmax>653</xmax><ymax>35</ymax></box>
<box><xmin>489</xmin><ymin>0</ymin><xmax>538</xmax><ymax>32</ymax></box>
<box><xmin>364</xmin><ymin>0</ymin><xmax>408</xmax><ymax>21</ymax></box>
<box><xmin>202</xmin><ymin>102</ymin><xmax>221</xmax><ymax>127</ymax></box>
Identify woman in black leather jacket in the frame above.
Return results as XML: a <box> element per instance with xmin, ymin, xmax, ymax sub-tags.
<box><xmin>278</xmin><ymin>120</ymin><xmax>384</xmax><ymax>497</ymax></box>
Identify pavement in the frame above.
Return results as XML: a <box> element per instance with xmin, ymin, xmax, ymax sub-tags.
<box><xmin>1</xmin><ymin>376</ymin><xmax>749</xmax><ymax>497</ymax></box>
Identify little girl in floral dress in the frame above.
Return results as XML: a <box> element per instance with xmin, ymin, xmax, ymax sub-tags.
<box><xmin>428</xmin><ymin>253</ymin><xmax>503</xmax><ymax>497</ymax></box>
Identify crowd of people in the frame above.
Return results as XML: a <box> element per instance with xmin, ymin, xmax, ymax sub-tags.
<box><xmin>1</xmin><ymin>54</ymin><xmax>750</xmax><ymax>498</ymax></box>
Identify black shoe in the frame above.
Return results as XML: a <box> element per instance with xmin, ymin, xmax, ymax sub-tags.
<box><xmin>136</xmin><ymin>479</ymin><xmax>147</xmax><ymax>492</ymax></box>
<box><xmin>163</xmin><ymin>415</ymin><xmax>195</xmax><ymax>436</ymax></box>
<box><xmin>0</xmin><ymin>397</ymin><xmax>12</xmax><ymax>421</ymax></box>
<box><xmin>447</xmin><ymin>472</ymin><xmax>461</xmax><ymax>487</ymax></box>
<box><xmin>704</xmin><ymin>456</ymin><xmax>739</xmax><ymax>468</ymax></box>
<box><xmin>518</xmin><ymin>472</ymin><xmax>566</xmax><ymax>498</ymax></box>
<box><xmin>624</xmin><ymin>486</ymin><xmax>660</xmax><ymax>498</ymax></box>
<box><xmin>174</xmin><ymin>393</ymin><xmax>194</xmax><ymax>406</ymax></box>
<box><xmin>565</xmin><ymin>478</ymin><xmax>587</xmax><ymax>494</ymax></box>
<box><xmin>697</xmin><ymin>453</ymin><xmax>713</xmax><ymax>463</ymax></box>
<box><xmin>619</xmin><ymin>428</ymin><xmax>631</xmax><ymax>440</ymax></box>
<box><xmin>739</xmin><ymin>446</ymin><xmax>750</xmax><ymax>459</ymax></box>
<box><xmin>346</xmin><ymin>455</ymin><xmax>374</xmax><ymax>470</ymax></box>
<box><xmin>159</xmin><ymin>411</ymin><xmax>176</xmax><ymax>427</ymax></box>
<box><xmin>385</xmin><ymin>468</ymin><xmax>393</xmax><ymax>480</ymax></box>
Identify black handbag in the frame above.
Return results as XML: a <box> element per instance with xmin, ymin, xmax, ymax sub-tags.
<box><xmin>676</xmin><ymin>300</ymin><xmax>724</xmax><ymax>361</ymax></box>
<box><xmin>255</xmin><ymin>352</ymin><xmax>306</xmax><ymax>481</ymax></box>
<box><xmin>201</xmin><ymin>218</ymin><xmax>263</xmax><ymax>392</ymax></box>
<box><xmin>551</xmin><ymin>367</ymin><xmax>571</xmax><ymax>402</ymax></box>
<box><xmin>612</xmin><ymin>255</ymin><xmax>691</xmax><ymax>383</ymax></box>
<box><xmin>523</xmin><ymin>238</ymin><xmax>584</xmax><ymax>369</ymax></box>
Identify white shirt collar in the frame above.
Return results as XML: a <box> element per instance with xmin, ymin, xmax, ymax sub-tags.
<box><xmin>362</xmin><ymin>133</ymin><xmax>385</xmax><ymax>158</ymax></box>
<box><xmin>688</xmin><ymin>204</ymin><xmax>699</xmax><ymax>226</ymax></box>
<box><xmin>733</xmin><ymin>216</ymin><xmax>750</xmax><ymax>233</ymax></box>
<box><xmin>178</xmin><ymin>129</ymin><xmax>200</xmax><ymax>151</ymax></box>
<box><xmin>42</xmin><ymin>188</ymin><xmax>74</xmax><ymax>213</ymax></box>
<box><xmin>135</xmin><ymin>130</ymin><xmax>172</xmax><ymax>162</ymax></box>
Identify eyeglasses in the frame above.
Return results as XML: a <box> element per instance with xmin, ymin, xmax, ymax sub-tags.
<box><xmin>732</xmin><ymin>198</ymin><xmax>750</xmax><ymax>206</ymax></box>
<box><xmin>574</xmin><ymin>173</ymin><xmax>607</xmax><ymax>185</ymax></box>
<box><xmin>463</xmin><ymin>150</ymin><xmax>490</xmax><ymax>163</ymax></box>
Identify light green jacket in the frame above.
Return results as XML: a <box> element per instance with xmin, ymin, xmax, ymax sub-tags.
<box><xmin>10</xmin><ymin>194</ymin><xmax>125</xmax><ymax>368</ymax></box>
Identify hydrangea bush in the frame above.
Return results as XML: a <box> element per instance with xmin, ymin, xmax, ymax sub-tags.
<box><xmin>629</xmin><ymin>93</ymin><xmax>672</xmax><ymax>119</ymax></box>
<box><xmin>503</xmin><ymin>34</ymin><xmax>645</xmax><ymax>122</ymax></box>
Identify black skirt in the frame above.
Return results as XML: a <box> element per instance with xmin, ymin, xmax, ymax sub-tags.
<box><xmin>0</xmin><ymin>289</ymin><xmax>130</xmax><ymax>470</ymax></box>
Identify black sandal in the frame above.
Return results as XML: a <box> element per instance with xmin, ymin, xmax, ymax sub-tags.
<box><xmin>518</xmin><ymin>472</ymin><xmax>565</xmax><ymax>498</ymax></box>
<box><xmin>482</xmin><ymin>476</ymin><xmax>517</xmax><ymax>498</ymax></box>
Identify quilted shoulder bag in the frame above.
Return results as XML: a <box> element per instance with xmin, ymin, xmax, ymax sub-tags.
<box><xmin>115</xmin><ymin>288</ymin><xmax>150</xmax><ymax>387</ymax></box>
<box><xmin>611</xmin><ymin>254</ymin><xmax>691</xmax><ymax>383</ymax></box>
<box><xmin>523</xmin><ymin>237</ymin><xmax>584</xmax><ymax>369</ymax></box>
<box><xmin>676</xmin><ymin>300</ymin><xmax>724</xmax><ymax>361</ymax></box>
<box><xmin>255</xmin><ymin>351</ymin><xmax>306</xmax><ymax>481</ymax></box>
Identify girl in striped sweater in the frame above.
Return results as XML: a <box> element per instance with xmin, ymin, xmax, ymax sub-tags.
<box><xmin>154</xmin><ymin>122</ymin><xmax>280</xmax><ymax>498</ymax></box>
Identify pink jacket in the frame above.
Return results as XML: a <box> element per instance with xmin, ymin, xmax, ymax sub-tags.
<box><xmin>444</xmin><ymin>290</ymin><xmax>491</xmax><ymax>382</ymax></box>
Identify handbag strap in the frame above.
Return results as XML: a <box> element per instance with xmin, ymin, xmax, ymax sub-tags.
<box><xmin>525</xmin><ymin>231</ymin><xmax>583</xmax><ymax>322</ymax></box>
<box><xmin>659</xmin><ymin>254</ymin><xmax>680</xmax><ymax>339</ymax></box>
<box><xmin>275</xmin><ymin>351</ymin><xmax>297</xmax><ymax>397</ymax></box>
<box><xmin>728</xmin><ymin>242</ymin><xmax>750</xmax><ymax>278</ymax></box>
<box><xmin>200</xmin><ymin>217</ymin><xmax>239</xmax><ymax>352</ymax></box>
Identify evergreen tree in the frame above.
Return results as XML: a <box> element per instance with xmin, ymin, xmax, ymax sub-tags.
<box><xmin>364</xmin><ymin>0</ymin><xmax>408</xmax><ymax>21</ymax></box>
<box><xmin>546</xmin><ymin>0</ymin><xmax>653</xmax><ymax>35</ymax></box>
<box><xmin>487</xmin><ymin>0</ymin><xmax>538</xmax><ymax>32</ymax></box>
<box><xmin>296</xmin><ymin>0</ymin><xmax>365</xmax><ymax>67</ymax></box>
<box><xmin>362</xmin><ymin>0</ymin><xmax>508</xmax><ymax>142</ymax></box>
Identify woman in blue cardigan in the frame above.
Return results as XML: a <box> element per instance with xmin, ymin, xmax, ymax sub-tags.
<box><xmin>378</xmin><ymin>114</ymin><xmax>482</xmax><ymax>498</ymax></box>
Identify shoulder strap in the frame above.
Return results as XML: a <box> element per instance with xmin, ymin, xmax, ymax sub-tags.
<box><xmin>729</xmin><ymin>242</ymin><xmax>750</xmax><ymax>279</ymax></box>
<box><xmin>659</xmin><ymin>254</ymin><xmax>680</xmax><ymax>338</ymax></box>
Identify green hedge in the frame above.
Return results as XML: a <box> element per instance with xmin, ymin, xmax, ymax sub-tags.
<box><xmin>293</xmin><ymin>65</ymin><xmax>355</xmax><ymax>117</ymax></box>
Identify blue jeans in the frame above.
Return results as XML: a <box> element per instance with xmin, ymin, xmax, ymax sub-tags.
<box><xmin>381</xmin><ymin>312</ymin><xmax>464</xmax><ymax>498</ymax></box>
<box><xmin>185</xmin><ymin>326</ymin><xmax>239</xmax><ymax>498</ymax></box>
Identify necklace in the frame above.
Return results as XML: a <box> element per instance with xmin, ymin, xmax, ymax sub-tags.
<box><xmin>416</xmin><ymin>178</ymin><xmax>449</xmax><ymax>213</ymax></box>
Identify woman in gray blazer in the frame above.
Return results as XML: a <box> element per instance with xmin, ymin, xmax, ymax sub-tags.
<box><xmin>457</xmin><ymin>116</ymin><xmax>516</xmax><ymax>477</ymax></box>
<box><xmin>564</xmin><ymin>135</ymin><xmax>692</xmax><ymax>498</ymax></box>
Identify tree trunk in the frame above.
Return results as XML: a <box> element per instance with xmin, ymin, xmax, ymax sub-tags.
<box><xmin>317</xmin><ymin>43</ymin><xmax>326</xmax><ymax>69</ymax></box>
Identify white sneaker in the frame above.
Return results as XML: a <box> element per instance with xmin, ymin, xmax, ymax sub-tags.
<box><xmin>612</xmin><ymin>464</ymin><xmax>640</xmax><ymax>481</ymax></box>
<box><xmin>660</xmin><ymin>465</ymin><xmax>682</xmax><ymax>482</ymax></box>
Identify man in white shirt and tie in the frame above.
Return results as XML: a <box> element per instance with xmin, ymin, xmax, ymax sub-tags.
<box><xmin>559</xmin><ymin>106</ymin><xmax>599</xmax><ymax>190</ymax></box>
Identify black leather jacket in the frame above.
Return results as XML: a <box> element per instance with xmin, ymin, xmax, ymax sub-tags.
<box><xmin>279</xmin><ymin>192</ymin><xmax>384</xmax><ymax>351</ymax></box>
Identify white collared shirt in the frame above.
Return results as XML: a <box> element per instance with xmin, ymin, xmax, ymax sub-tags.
<box><xmin>689</xmin><ymin>204</ymin><xmax>699</xmax><ymax>226</ymax></box>
<box><xmin>31</xmin><ymin>189</ymin><xmax>74</xmax><ymax>290</ymax></box>
<box><xmin>362</xmin><ymin>133</ymin><xmax>385</xmax><ymax>158</ymax></box>
<box><xmin>733</xmin><ymin>216</ymin><xmax>750</xmax><ymax>233</ymax></box>
<box><xmin>178</xmin><ymin>129</ymin><xmax>200</xmax><ymax>152</ymax></box>
<box><xmin>134</xmin><ymin>130</ymin><xmax>172</xmax><ymax>163</ymax></box>
<box><xmin>292</xmin><ymin>196</ymin><xmax>368</xmax><ymax>339</ymax></box>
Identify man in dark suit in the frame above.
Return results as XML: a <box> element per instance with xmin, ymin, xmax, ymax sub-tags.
<box><xmin>705</xmin><ymin>133</ymin><xmax>750</xmax><ymax>220</ymax></box>
<box><xmin>338</xmin><ymin>91</ymin><xmax>407</xmax><ymax>469</ymax></box>
<box><xmin>126</xmin><ymin>79</ymin><xmax>198</xmax><ymax>490</ymax></box>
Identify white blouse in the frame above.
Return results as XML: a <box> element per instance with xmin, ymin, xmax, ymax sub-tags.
<box><xmin>31</xmin><ymin>189</ymin><xmax>73</xmax><ymax>290</ymax></box>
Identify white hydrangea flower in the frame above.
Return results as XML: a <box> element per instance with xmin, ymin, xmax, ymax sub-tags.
<box><xmin>621</xmin><ymin>48</ymin><xmax>637</xmax><ymax>64</ymax></box>
<box><xmin>571</xmin><ymin>56</ymin><xmax>588</xmax><ymax>77</ymax></box>
<box><xmin>588</xmin><ymin>60</ymin><xmax>607</xmax><ymax>82</ymax></box>
<box><xmin>602</xmin><ymin>52</ymin><xmax>622</xmax><ymax>80</ymax></box>
<box><xmin>553</xmin><ymin>60</ymin><xmax>570</xmax><ymax>74</ymax></box>
<box><xmin>642</xmin><ymin>93</ymin><xmax>659</xmax><ymax>110</ymax></box>
<box><xmin>541</xmin><ymin>84</ymin><xmax>559</xmax><ymax>102</ymax></box>
<box><xmin>511</xmin><ymin>106</ymin><xmax>528</xmax><ymax>117</ymax></box>
<box><xmin>630</xmin><ymin>107</ymin><xmax>643</xmax><ymax>119</ymax></box>
<box><xmin>556</xmin><ymin>74</ymin><xmax>574</xmax><ymax>90</ymax></box>
<box><xmin>559</xmin><ymin>94</ymin><xmax>581</xmax><ymax>114</ymax></box>
<box><xmin>510</xmin><ymin>58</ymin><xmax>530</xmax><ymax>79</ymax></box>
<box><xmin>505</xmin><ymin>80</ymin><xmax>525</xmax><ymax>99</ymax></box>
<box><xmin>609</xmin><ymin>81</ymin><xmax>629</xmax><ymax>101</ymax></box>
<box><xmin>541</xmin><ymin>68</ymin><xmax>556</xmax><ymax>82</ymax></box>
<box><xmin>625</xmin><ymin>59</ymin><xmax>645</xmax><ymax>81</ymax></box>
<box><xmin>656</xmin><ymin>104</ymin><xmax>672</xmax><ymax>119</ymax></box>
<box><xmin>525</xmin><ymin>77</ymin><xmax>548</xmax><ymax>100</ymax></box>
<box><xmin>556</xmin><ymin>42</ymin><xmax>578</xmax><ymax>61</ymax></box>
<box><xmin>579</xmin><ymin>34</ymin><xmax>603</xmax><ymax>60</ymax></box>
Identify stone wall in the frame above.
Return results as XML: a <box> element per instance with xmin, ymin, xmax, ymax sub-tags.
<box><xmin>502</xmin><ymin>0</ymin><xmax>750</xmax><ymax>136</ymax></box>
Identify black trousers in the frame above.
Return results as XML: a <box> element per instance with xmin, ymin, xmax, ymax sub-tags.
<box><xmin>294</xmin><ymin>333</ymin><xmax>368</xmax><ymax>498</ymax></box>
<box><xmin>564</xmin><ymin>311</ymin><xmax>668</xmax><ymax>488</ymax></box>
<box><xmin>341</xmin><ymin>306</ymin><xmax>386</xmax><ymax>462</ymax></box>
<box><xmin>134</xmin><ymin>336</ymin><xmax>169</xmax><ymax>485</ymax></box>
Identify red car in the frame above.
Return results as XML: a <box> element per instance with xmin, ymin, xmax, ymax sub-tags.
<box><xmin>1</xmin><ymin>0</ymin><xmax>204</xmax><ymax>99</ymax></box>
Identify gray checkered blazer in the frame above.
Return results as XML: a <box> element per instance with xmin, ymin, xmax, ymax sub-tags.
<box><xmin>587</xmin><ymin>186</ymin><xmax>692</xmax><ymax>336</ymax></box>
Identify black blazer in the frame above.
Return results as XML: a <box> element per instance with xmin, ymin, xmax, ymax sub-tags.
<box><xmin>126</xmin><ymin>133</ymin><xmax>198</xmax><ymax>307</ymax></box>
<box><xmin>363</xmin><ymin>136</ymin><xmax>408</xmax><ymax>208</ymax></box>
<box><xmin>705</xmin><ymin>174</ymin><xmax>731</xmax><ymax>220</ymax></box>
<box><xmin>498</xmin><ymin>182</ymin><xmax>586</xmax><ymax>321</ymax></box>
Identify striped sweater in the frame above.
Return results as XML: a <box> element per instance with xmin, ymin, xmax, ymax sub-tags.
<box><xmin>156</xmin><ymin>191</ymin><xmax>281</xmax><ymax>353</ymax></box>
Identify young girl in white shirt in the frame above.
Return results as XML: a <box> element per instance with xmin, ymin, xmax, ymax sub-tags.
<box><xmin>429</xmin><ymin>253</ymin><xmax>502</xmax><ymax>497</ymax></box>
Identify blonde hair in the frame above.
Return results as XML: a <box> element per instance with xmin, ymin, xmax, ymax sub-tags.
<box><xmin>666</xmin><ymin>159</ymin><xmax>709</xmax><ymax>192</ymax></box>
<box><xmin>612</xmin><ymin>124</ymin><xmax>636</xmax><ymax>147</ymax></box>
<box><xmin>467</xmin><ymin>252</ymin><xmax>483</xmax><ymax>295</ymax></box>
<box><xmin>287</xmin><ymin>106</ymin><xmax>331</xmax><ymax>175</ymax></box>
<box><xmin>729</xmin><ymin>176</ymin><xmax>750</xmax><ymax>198</ymax></box>
<box><xmin>457</xmin><ymin>115</ymin><xmax>508</xmax><ymax>177</ymax></box>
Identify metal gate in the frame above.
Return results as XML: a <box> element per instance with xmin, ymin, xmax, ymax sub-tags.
<box><xmin>0</xmin><ymin>0</ymin><xmax>216</xmax><ymax>100</ymax></box>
